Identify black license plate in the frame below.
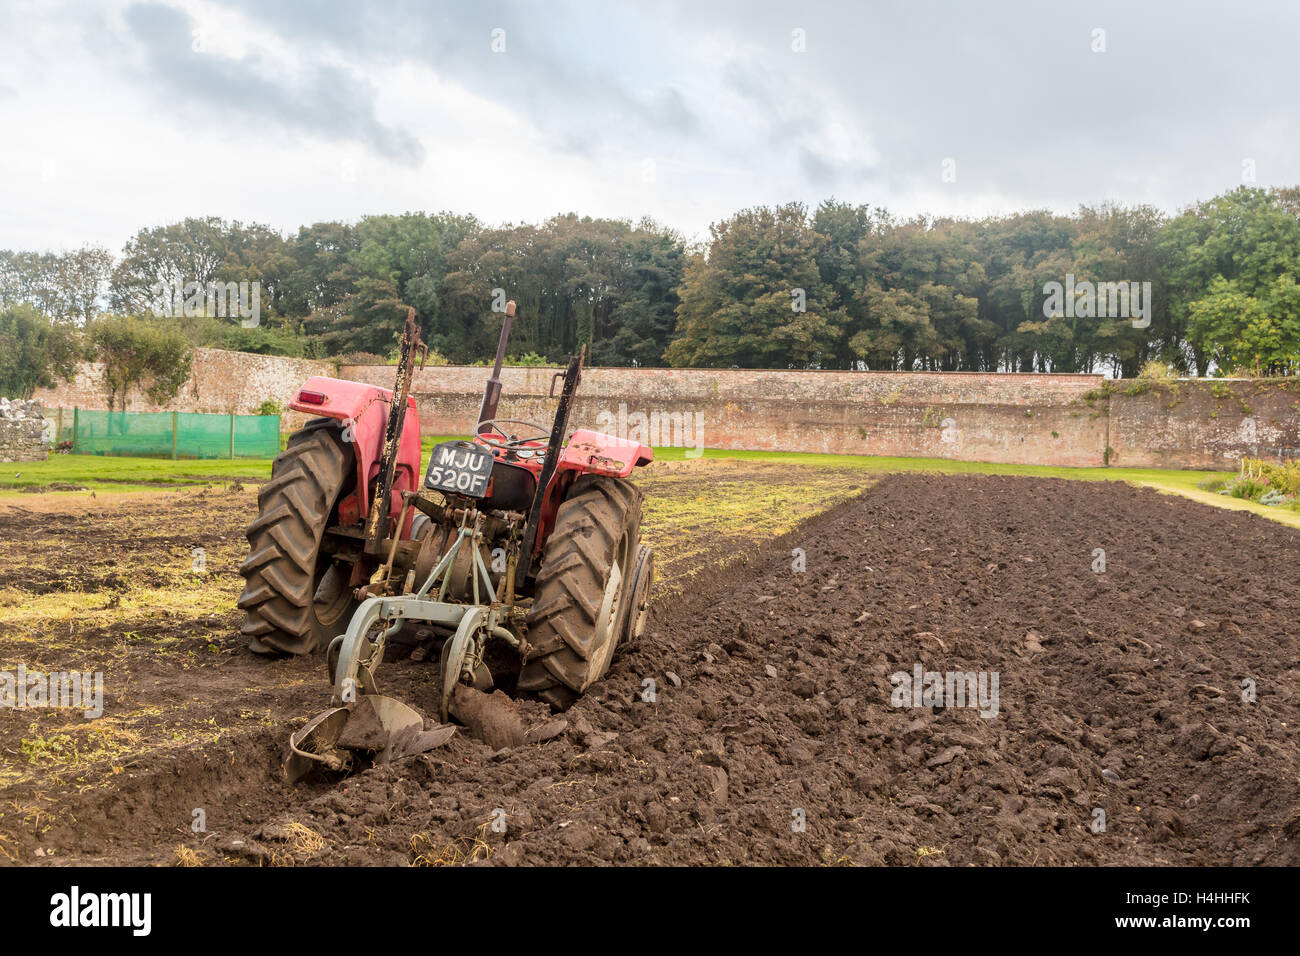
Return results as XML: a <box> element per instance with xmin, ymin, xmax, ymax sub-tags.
<box><xmin>425</xmin><ymin>440</ymin><xmax>493</xmax><ymax>498</ymax></box>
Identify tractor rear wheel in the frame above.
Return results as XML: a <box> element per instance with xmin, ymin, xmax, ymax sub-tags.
<box><xmin>238</xmin><ymin>420</ymin><xmax>358</xmax><ymax>655</ymax></box>
<box><xmin>518</xmin><ymin>475</ymin><xmax>642</xmax><ymax>711</ymax></box>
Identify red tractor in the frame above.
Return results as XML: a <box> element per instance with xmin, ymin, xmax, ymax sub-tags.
<box><xmin>237</xmin><ymin>303</ymin><xmax>654</xmax><ymax>779</ymax></box>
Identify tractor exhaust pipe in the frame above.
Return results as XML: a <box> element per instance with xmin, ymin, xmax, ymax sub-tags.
<box><xmin>476</xmin><ymin>300</ymin><xmax>516</xmax><ymax>434</ymax></box>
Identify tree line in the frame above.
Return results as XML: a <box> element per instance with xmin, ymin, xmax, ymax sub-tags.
<box><xmin>670</xmin><ymin>188</ymin><xmax>1300</xmax><ymax>377</ymax></box>
<box><xmin>2</xmin><ymin>185</ymin><xmax>1298</xmax><ymax>405</ymax></box>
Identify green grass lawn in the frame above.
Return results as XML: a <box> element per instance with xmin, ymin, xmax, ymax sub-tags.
<box><xmin>6</xmin><ymin>441</ymin><xmax>1296</xmax><ymax>530</ymax></box>
<box><xmin>0</xmin><ymin>455</ymin><xmax>274</xmax><ymax>495</ymax></box>
<box><xmin>651</xmin><ymin>444</ymin><xmax>1212</xmax><ymax>486</ymax></box>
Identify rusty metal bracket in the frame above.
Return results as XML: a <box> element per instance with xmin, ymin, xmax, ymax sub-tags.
<box><xmin>364</xmin><ymin>307</ymin><xmax>422</xmax><ymax>555</ymax></box>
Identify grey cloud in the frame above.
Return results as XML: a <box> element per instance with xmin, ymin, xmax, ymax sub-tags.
<box><xmin>722</xmin><ymin>60</ymin><xmax>823</xmax><ymax>143</ymax></box>
<box><xmin>724</xmin><ymin>60</ymin><xmax>874</xmax><ymax>187</ymax></box>
<box><xmin>6</xmin><ymin>0</ymin><xmax>1300</xmax><ymax>248</ymax></box>
<box><xmin>650</xmin><ymin>87</ymin><xmax>699</xmax><ymax>136</ymax></box>
<box><xmin>120</xmin><ymin>1</ymin><xmax>425</xmax><ymax>164</ymax></box>
<box><xmin>798</xmin><ymin>146</ymin><xmax>837</xmax><ymax>186</ymax></box>
<box><xmin>215</xmin><ymin>0</ymin><xmax>703</xmax><ymax>157</ymax></box>
<box><xmin>665</xmin><ymin>0</ymin><xmax>1300</xmax><ymax>209</ymax></box>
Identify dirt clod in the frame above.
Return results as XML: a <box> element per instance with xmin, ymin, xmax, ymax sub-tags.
<box><xmin>449</xmin><ymin>686</ymin><xmax>527</xmax><ymax>750</ymax></box>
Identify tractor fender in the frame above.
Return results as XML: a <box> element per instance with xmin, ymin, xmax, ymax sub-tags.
<box><xmin>289</xmin><ymin>376</ymin><xmax>422</xmax><ymax>528</ymax></box>
<box><xmin>557</xmin><ymin>429</ymin><xmax>654</xmax><ymax>479</ymax></box>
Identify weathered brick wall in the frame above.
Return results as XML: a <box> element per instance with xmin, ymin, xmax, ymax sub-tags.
<box><xmin>31</xmin><ymin>348</ymin><xmax>1300</xmax><ymax>469</ymax></box>
<box><xmin>0</xmin><ymin>399</ymin><xmax>48</xmax><ymax>463</ymax></box>
<box><xmin>33</xmin><ymin>348</ymin><xmax>333</xmax><ymax>432</ymax></box>
<box><xmin>1108</xmin><ymin>380</ymin><xmax>1300</xmax><ymax>469</ymax></box>
<box><xmin>341</xmin><ymin>365</ymin><xmax>1111</xmax><ymax>467</ymax></box>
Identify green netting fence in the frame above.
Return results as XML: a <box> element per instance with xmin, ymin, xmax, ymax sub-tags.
<box><xmin>55</xmin><ymin>409</ymin><xmax>281</xmax><ymax>459</ymax></box>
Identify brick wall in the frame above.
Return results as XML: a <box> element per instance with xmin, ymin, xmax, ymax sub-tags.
<box><xmin>341</xmin><ymin>364</ymin><xmax>1111</xmax><ymax>467</ymax></box>
<box><xmin>33</xmin><ymin>348</ymin><xmax>333</xmax><ymax>432</ymax></box>
<box><xmin>31</xmin><ymin>348</ymin><xmax>1300</xmax><ymax>470</ymax></box>
<box><xmin>1108</xmin><ymin>380</ymin><xmax>1300</xmax><ymax>469</ymax></box>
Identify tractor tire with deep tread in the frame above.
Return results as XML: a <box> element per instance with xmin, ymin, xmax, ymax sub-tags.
<box><xmin>238</xmin><ymin>420</ymin><xmax>357</xmax><ymax>655</ymax></box>
<box><xmin>518</xmin><ymin>475</ymin><xmax>642</xmax><ymax>711</ymax></box>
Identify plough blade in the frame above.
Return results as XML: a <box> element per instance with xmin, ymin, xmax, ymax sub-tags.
<box><xmin>285</xmin><ymin>707</ymin><xmax>352</xmax><ymax>783</ymax></box>
<box><xmin>283</xmin><ymin>695</ymin><xmax>456</xmax><ymax>783</ymax></box>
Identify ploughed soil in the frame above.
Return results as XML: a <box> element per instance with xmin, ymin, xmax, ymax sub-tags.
<box><xmin>1</xmin><ymin>473</ymin><xmax>1298</xmax><ymax>866</ymax></box>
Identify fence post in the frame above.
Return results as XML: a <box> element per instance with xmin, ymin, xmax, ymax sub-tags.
<box><xmin>230</xmin><ymin>413</ymin><xmax>236</xmax><ymax>459</ymax></box>
<box><xmin>72</xmin><ymin>407</ymin><xmax>78</xmax><ymax>453</ymax></box>
<box><xmin>172</xmin><ymin>411</ymin><xmax>179</xmax><ymax>460</ymax></box>
<box><xmin>56</xmin><ymin>407</ymin><xmax>64</xmax><ymax>447</ymax></box>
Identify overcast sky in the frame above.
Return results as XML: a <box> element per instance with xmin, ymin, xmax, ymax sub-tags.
<box><xmin>2</xmin><ymin>0</ymin><xmax>1297</xmax><ymax>252</ymax></box>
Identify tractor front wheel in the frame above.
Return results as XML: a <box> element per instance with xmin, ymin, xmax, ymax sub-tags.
<box><xmin>518</xmin><ymin>475</ymin><xmax>643</xmax><ymax>711</ymax></box>
<box><xmin>238</xmin><ymin>420</ymin><xmax>358</xmax><ymax>655</ymax></box>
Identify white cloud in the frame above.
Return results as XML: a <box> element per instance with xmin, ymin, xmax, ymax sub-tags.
<box><xmin>1</xmin><ymin>0</ymin><xmax>1298</xmax><ymax>252</ymax></box>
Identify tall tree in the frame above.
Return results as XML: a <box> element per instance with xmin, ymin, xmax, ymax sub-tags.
<box><xmin>88</xmin><ymin>315</ymin><xmax>193</xmax><ymax>411</ymax></box>
<box><xmin>666</xmin><ymin>203</ymin><xmax>843</xmax><ymax>368</ymax></box>
<box><xmin>0</xmin><ymin>304</ymin><xmax>85</xmax><ymax>399</ymax></box>
<box><xmin>1161</xmin><ymin>187</ymin><xmax>1300</xmax><ymax>375</ymax></box>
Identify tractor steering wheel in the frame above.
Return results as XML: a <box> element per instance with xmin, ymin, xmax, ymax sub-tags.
<box><xmin>476</xmin><ymin>419</ymin><xmax>551</xmax><ymax>455</ymax></box>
